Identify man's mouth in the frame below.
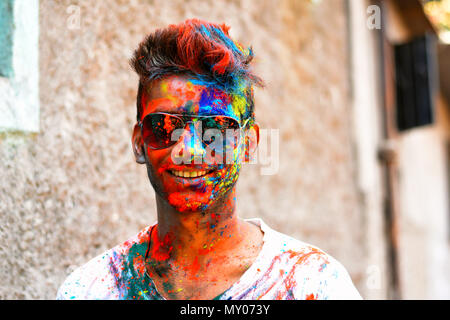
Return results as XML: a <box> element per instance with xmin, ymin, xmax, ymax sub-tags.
<box><xmin>169</xmin><ymin>169</ymin><xmax>214</xmax><ymax>179</ymax></box>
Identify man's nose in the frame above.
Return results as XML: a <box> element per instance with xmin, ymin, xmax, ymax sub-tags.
<box><xmin>176</xmin><ymin>122</ymin><xmax>205</xmax><ymax>163</ymax></box>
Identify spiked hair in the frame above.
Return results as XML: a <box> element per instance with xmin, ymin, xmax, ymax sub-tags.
<box><xmin>130</xmin><ymin>19</ymin><xmax>263</xmax><ymax>121</ymax></box>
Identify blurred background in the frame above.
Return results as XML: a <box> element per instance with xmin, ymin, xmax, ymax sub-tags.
<box><xmin>0</xmin><ymin>0</ymin><xmax>449</xmax><ymax>299</ymax></box>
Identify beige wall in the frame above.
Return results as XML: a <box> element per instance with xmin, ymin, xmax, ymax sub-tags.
<box><xmin>0</xmin><ymin>0</ymin><xmax>366</xmax><ymax>299</ymax></box>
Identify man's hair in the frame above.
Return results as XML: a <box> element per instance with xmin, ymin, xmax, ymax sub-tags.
<box><xmin>130</xmin><ymin>19</ymin><xmax>263</xmax><ymax>122</ymax></box>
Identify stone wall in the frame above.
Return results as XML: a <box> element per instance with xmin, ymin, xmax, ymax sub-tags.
<box><xmin>0</xmin><ymin>0</ymin><xmax>365</xmax><ymax>299</ymax></box>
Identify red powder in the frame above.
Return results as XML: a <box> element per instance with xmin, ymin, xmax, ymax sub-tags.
<box><xmin>141</xmin><ymin>97</ymin><xmax>175</xmax><ymax>119</ymax></box>
<box><xmin>306</xmin><ymin>293</ymin><xmax>317</xmax><ymax>300</ymax></box>
<box><xmin>256</xmin><ymin>249</ymin><xmax>329</xmax><ymax>299</ymax></box>
<box><xmin>168</xmin><ymin>193</ymin><xmax>203</xmax><ymax>212</ymax></box>
<box><xmin>189</xmin><ymin>256</ymin><xmax>201</xmax><ymax>278</ymax></box>
<box><xmin>185</xmin><ymin>91</ymin><xmax>196</xmax><ymax>100</ymax></box>
<box><xmin>151</xmin><ymin>230</ymin><xmax>175</xmax><ymax>262</ymax></box>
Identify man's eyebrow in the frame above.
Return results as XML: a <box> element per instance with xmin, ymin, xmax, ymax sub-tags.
<box><xmin>151</xmin><ymin>106</ymin><xmax>175</xmax><ymax>112</ymax></box>
<box><xmin>140</xmin><ymin>105</ymin><xmax>176</xmax><ymax>119</ymax></box>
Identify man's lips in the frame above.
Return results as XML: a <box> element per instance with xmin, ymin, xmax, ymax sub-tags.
<box><xmin>168</xmin><ymin>168</ymin><xmax>214</xmax><ymax>179</ymax></box>
<box><xmin>158</xmin><ymin>164</ymin><xmax>219</xmax><ymax>180</ymax></box>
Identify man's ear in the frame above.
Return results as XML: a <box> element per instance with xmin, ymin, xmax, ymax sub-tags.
<box><xmin>244</xmin><ymin>122</ymin><xmax>260</xmax><ymax>163</ymax></box>
<box><xmin>132</xmin><ymin>124</ymin><xmax>146</xmax><ymax>164</ymax></box>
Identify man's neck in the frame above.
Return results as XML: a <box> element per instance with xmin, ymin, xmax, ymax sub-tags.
<box><xmin>151</xmin><ymin>189</ymin><xmax>246</xmax><ymax>265</ymax></box>
<box><xmin>146</xmin><ymin>189</ymin><xmax>265</xmax><ymax>299</ymax></box>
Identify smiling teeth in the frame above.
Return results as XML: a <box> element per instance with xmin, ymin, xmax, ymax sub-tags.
<box><xmin>171</xmin><ymin>170</ymin><xmax>207</xmax><ymax>178</ymax></box>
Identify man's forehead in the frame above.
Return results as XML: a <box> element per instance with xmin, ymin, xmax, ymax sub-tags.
<box><xmin>148</xmin><ymin>76</ymin><xmax>199</xmax><ymax>93</ymax></box>
<box><xmin>147</xmin><ymin>75</ymin><xmax>223</xmax><ymax>98</ymax></box>
<box><xmin>141</xmin><ymin>76</ymin><xmax>244</xmax><ymax>119</ymax></box>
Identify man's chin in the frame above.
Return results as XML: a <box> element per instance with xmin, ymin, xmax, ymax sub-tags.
<box><xmin>167</xmin><ymin>192</ymin><xmax>211</xmax><ymax>213</ymax></box>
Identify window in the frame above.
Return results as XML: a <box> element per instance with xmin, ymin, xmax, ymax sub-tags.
<box><xmin>394</xmin><ymin>33</ymin><xmax>437</xmax><ymax>131</ymax></box>
<box><xmin>0</xmin><ymin>0</ymin><xmax>39</xmax><ymax>132</ymax></box>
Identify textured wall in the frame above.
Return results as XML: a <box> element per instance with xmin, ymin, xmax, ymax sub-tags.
<box><xmin>0</xmin><ymin>0</ymin><xmax>365</xmax><ymax>299</ymax></box>
<box><xmin>396</xmin><ymin>96</ymin><xmax>450</xmax><ymax>299</ymax></box>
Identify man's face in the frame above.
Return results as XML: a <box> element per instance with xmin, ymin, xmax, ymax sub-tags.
<box><xmin>135</xmin><ymin>75</ymin><xmax>250</xmax><ymax>213</ymax></box>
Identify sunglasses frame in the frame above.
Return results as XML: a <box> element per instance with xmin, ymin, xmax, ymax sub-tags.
<box><xmin>138</xmin><ymin>112</ymin><xmax>251</xmax><ymax>150</ymax></box>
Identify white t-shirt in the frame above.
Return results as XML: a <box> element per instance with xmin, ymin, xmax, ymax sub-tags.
<box><xmin>56</xmin><ymin>218</ymin><xmax>362</xmax><ymax>300</ymax></box>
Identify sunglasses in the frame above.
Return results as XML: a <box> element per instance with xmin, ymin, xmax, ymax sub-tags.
<box><xmin>138</xmin><ymin>112</ymin><xmax>250</xmax><ymax>150</ymax></box>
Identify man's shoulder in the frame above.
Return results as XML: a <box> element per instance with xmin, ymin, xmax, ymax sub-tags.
<box><xmin>259</xmin><ymin>219</ymin><xmax>337</xmax><ymax>271</ymax></box>
<box><xmin>251</xmin><ymin>219</ymin><xmax>362</xmax><ymax>299</ymax></box>
<box><xmin>251</xmin><ymin>218</ymin><xmax>330</xmax><ymax>260</ymax></box>
<box><xmin>56</xmin><ymin>225</ymin><xmax>153</xmax><ymax>300</ymax></box>
<box><xmin>56</xmin><ymin>248</ymin><xmax>118</xmax><ymax>300</ymax></box>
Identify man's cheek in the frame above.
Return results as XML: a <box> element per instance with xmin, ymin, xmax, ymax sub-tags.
<box><xmin>209</xmin><ymin>164</ymin><xmax>240</xmax><ymax>196</ymax></box>
<box><xmin>146</xmin><ymin>148</ymin><xmax>172</xmax><ymax>177</ymax></box>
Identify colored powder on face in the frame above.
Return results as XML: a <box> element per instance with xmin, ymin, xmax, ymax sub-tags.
<box><xmin>198</xmin><ymin>87</ymin><xmax>232</xmax><ymax>115</ymax></box>
<box><xmin>183</xmin><ymin>100</ymin><xmax>195</xmax><ymax>113</ymax></box>
<box><xmin>167</xmin><ymin>192</ymin><xmax>204</xmax><ymax>212</ymax></box>
<box><xmin>188</xmin><ymin>76</ymin><xmax>253</xmax><ymax>122</ymax></box>
<box><xmin>141</xmin><ymin>97</ymin><xmax>175</xmax><ymax>119</ymax></box>
<box><xmin>160</xmin><ymin>81</ymin><xmax>169</xmax><ymax>94</ymax></box>
<box><xmin>145</xmin><ymin>79</ymin><xmax>248</xmax><ymax>214</ymax></box>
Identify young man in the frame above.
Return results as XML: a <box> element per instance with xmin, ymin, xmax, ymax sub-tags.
<box><xmin>57</xmin><ymin>19</ymin><xmax>362</xmax><ymax>300</ymax></box>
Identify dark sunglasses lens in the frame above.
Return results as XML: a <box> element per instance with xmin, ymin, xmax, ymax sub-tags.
<box><xmin>142</xmin><ymin>114</ymin><xmax>183</xmax><ymax>149</ymax></box>
<box><xmin>202</xmin><ymin>116</ymin><xmax>240</xmax><ymax>132</ymax></box>
<box><xmin>202</xmin><ymin>116</ymin><xmax>241</xmax><ymax>151</ymax></box>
